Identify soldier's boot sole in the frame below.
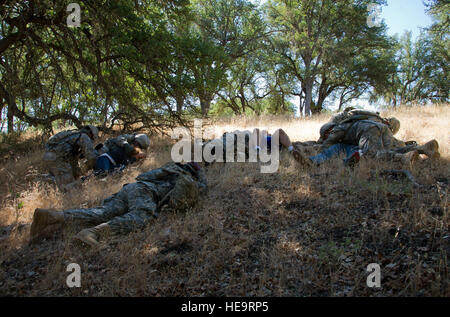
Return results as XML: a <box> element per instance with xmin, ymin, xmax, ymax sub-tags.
<box><xmin>417</xmin><ymin>140</ymin><xmax>440</xmax><ymax>159</ymax></box>
<box><xmin>74</xmin><ymin>224</ymin><xmax>111</xmax><ymax>248</ymax></box>
<box><xmin>74</xmin><ymin>228</ymin><xmax>100</xmax><ymax>248</ymax></box>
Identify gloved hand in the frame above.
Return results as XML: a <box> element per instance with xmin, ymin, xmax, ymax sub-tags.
<box><xmin>405</xmin><ymin>141</ymin><xmax>417</xmax><ymax>146</ymax></box>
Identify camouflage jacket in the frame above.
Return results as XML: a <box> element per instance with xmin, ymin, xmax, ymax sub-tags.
<box><xmin>340</xmin><ymin>120</ymin><xmax>405</xmax><ymax>153</ymax></box>
<box><xmin>100</xmin><ymin>134</ymin><xmax>137</xmax><ymax>165</ymax></box>
<box><xmin>45</xmin><ymin>130</ymin><xmax>97</xmax><ymax>167</ymax></box>
<box><xmin>135</xmin><ymin>162</ymin><xmax>207</xmax><ymax>213</ymax></box>
<box><xmin>319</xmin><ymin>110</ymin><xmax>387</xmax><ymax>144</ymax></box>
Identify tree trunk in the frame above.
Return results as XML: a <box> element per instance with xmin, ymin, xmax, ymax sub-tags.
<box><xmin>316</xmin><ymin>93</ymin><xmax>327</xmax><ymax>114</ymax></box>
<box><xmin>176</xmin><ymin>95</ymin><xmax>184</xmax><ymax>114</ymax></box>
<box><xmin>338</xmin><ymin>93</ymin><xmax>345</xmax><ymax>111</ymax></box>
<box><xmin>298</xmin><ymin>95</ymin><xmax>303</xmax><ymax>117</ymax></box>
<box><xmin>304</xmin><ymin>79</ymin><xmax>313</xmax><ymax>117</ymax></box>
<box><xmin>200</xmin><ymin>97</ymin><xmax>211</xmax><ymax>117</ymax></box>
<box><xmin>7</xmin><ymin>103</ymin><xmax>14</xmax><ymax>134</ymax></box>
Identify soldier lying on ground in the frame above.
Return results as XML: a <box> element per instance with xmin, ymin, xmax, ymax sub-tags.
<box><xmin>319</xmin><ymin>111</ymin><xmax>401</xmax><ymax>148</ymax></box>
<box><xmin>94</xmin><ymin>133</ymin><xmax>150</xmax><ymax>175</ymax></box>
<box><xmin>42</xmin><ymin>125</ymin><xmax>99</xmax><ymax>191</ymax></box>
<box><xmin>301</xmin><ymin>141</ymin><xmax>438</xmax><ymax>167</ymax></box>
<box><xmin>30</xmin><ymin>162</ymin><xmax>207</xmax><ymax>247</ymax></box>
<box><xmin>295</xmin><ymin>118</ymin><xmax>440</xmax><ymax>167</ymax></box>
<box><xmin>204</xmin><ymin>128</ymin><xmax>302</xmax><ymax>162</ymax></box>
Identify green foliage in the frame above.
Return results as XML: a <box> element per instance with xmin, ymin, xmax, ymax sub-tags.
<box><xmin>209</xmin><ymin>95</ymin><xmax>296</xmax><ymax>117</ymax></box>
<box><xmin>371</xmin><ymin>20</ymin><xmax>449</xmax><ymax>105</ymax></box>
<box><xmin>0</xmin><ymin>0</ymin><xmax>447</xmax><ymax>134</ymax></box>
<box><xmin>266</xmin><ymin>0</ymin><xmax>394</xmax><ymax>115</ymax></box>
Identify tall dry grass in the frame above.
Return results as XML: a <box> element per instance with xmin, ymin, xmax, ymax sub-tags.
<box><xmin>0</xmin><ymin>104</ymin><xmax>448</xmax><ymax>296</ymax></box>
<box><xmin>208</xmin><ymin>105</ymin><xmax>449</xmax><ymax>157</ymax></box>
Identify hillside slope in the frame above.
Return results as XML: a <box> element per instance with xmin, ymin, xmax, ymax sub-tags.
<box><xmin>0</xmin><ymin>105</ymin><xmax>448</xmax><ymax>296</ymax></box>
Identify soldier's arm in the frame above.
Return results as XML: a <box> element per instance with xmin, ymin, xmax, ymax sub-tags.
<box><xmin>132</xmin><ymin>148</ymin><xmax>147</xmax><ymax>160</ymax></box>
<box><xmin>79</xmin><ymin>134</ymin><xmax>98</xmax><ymax>169</ymax></box>
<box><xmin>160</xmin><ymin>174</ymin><xmax>201</xmax><ymax>213</ymax></box>
<box><xmin>321</xmin><ymin>130</ymin><xmax>345</xmax><ymax>149</ymax></box>
<box><xmin>392</xmin><ymin>137</ymin><xmax>406</xmax><ymax>148</ymax></box>
<box><xmin>135</xmin><ymin>164</ymin><xmax>176</xmax><ymax>182</ymax></box>
<box><xmin>113</xmin><ymin>135</ymin><xmax>135</xmax><ymax>156</ymax></box>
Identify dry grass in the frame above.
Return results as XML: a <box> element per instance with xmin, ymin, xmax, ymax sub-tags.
<box><xmin>0</xmin><ymin>104</ymin><xmax>448</xmax><ymax>296</ymax></box>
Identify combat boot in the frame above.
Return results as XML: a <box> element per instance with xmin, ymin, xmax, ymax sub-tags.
<box><xmin>416</xmin><ymin>140</ymin><xmax>440</xmax><ymax>159</ymax></box>
<box><xmin>30</xmin><ymin>208</ymin><xmax>64</xmax><ymax>241</ymax></box>
<box><xmin>75</xmin><ymin>223</ymin><xmax>111</xmax><ymax>248</ymax></box>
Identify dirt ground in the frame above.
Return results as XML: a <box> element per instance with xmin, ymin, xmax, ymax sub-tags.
<box><xmin>0</xmin><ymin>105</ymin><xmax>448</xmax><ymax>296</ymax></box>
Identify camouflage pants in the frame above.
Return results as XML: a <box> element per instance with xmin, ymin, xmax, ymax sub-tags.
<box><xmin>63</xmin><ymin>182</ymin><xmax>158</xmax><ymax>235</ymax></box>
<box><xmin>375</xmin><ymin>145</ymin><xmax>419</xmax><ymax>161</ymax></box>
<box><xmin>43</xmin><ymin>151</ymin><xmax>81</xmax><ymax>190</ymax></box>
<box><xmin>357</xmin><ymin>126</ymin><xmax>420</xmax><ymax>161</ymax></box>
<box><xmin>358</xmin><ymin>126</ymin><xmax>400</xmax><ymax>157</ymax></box>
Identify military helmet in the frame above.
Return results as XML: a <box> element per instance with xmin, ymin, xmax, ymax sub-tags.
<box><xmin>81</xmin><ymin>125</ymin><xmax>99</xmax><ymax>140</ymax></box>
<box><xmin>387</xmin><ymin>117</ymin><xmax>400</xmax><ymax>135</ymax></box>
<box><xmin>134</xmin><ymin>134</ymin><xmax>150</xmax><ymax>149</ymax></box>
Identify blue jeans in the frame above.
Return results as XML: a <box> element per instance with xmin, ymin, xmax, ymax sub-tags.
<box><xmin>309</xmin><ymin>143</ymin><xmax>359</xmax><ymax>165</ymax></box>
<box><xmin>95</xmin><ymin>156</ymin><xmax>116</xmax><ymax>173</ymax></box>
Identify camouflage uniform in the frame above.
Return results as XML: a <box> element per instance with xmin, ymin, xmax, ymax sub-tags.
<box><xmin>319</xmin><ymin>109</ymin><xmax>388</xmax><ymax>145</ymax></box>
<box><xmin>63</xmin><ymin>162</ymin><xmax>207</xmax><ymax>235</ymax></box>
<box><xmin>100</xmin><ymin>134</ymin><xmax>136</xmax><ymax>156</ymax></box>
<box><xmin>43</xmin><ymin>130</ymin><xmax>98</xmax><ymax>190</ymax></box>
<box><xmin>96</xmin><ymin>134</ymin><xmax>138</xmax><ymax>169</ymax></box>
<box><xmin>335</xmin><ymin>120</ymin><xmax>406</xmax><ymax>158</ymax></box>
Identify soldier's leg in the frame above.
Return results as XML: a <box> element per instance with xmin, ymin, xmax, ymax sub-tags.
<box><xmin>358</xmin><ymin>127</ymin><xmax>384</xmax><ymax>157</ymax></box>
<box><xmin>103</xmin><ymin>183</ymin><xmax>158</xmax><ymax>235</ymax></box>
<box><xmin>375</xmin><ymin>150</ymin><xmax>419</xmax><ymax>166</ymax></box>
<box><xmin>47</xmin><ymin>159</ymin><xmax>77</xmax><ymax>190</ymax></box>
<box><xmin>63</xmin><ymin>184</ymin><xmax>131</xmax><ymax>226</ymax></box>
<box><xmin>309</xmin><ymin>143</ymin><xmax>358</xmax><ymax>165</ymax></box>
<box><xmin>272</xmin><ymin>129</ymin><xmax>292</xmax><ymax>149</ymax></box>
<box><xmin>272</xmin><ymin>129</ymin><xmax>303</xmax><ymax>161</ymax></box>
<box><xmin>387</xmin><ymin>145</ymin><xmax>416</xmax><ymax>154</ymax></box>
<box><xmin>321</xmin><ymin>130</ymin><xmax>346</xmax><ymax>149</ymax></box>
<box><xmin>389</xmin><ymin>140</ymin><xmax>440</xmax><ymax>159</ymax></box>
<box><xmin>416</xmin><ymin>140</ymin><xmax>440</xmax><ymax>158</ymax></box>
<box><xmin>30</xmin><ymin>191</ymin><xmax>126</xmax><ymax>242</ymax></box>
<box><xmin>71</xmin><ymin>183</ymin><xmax>153</xmax><ymax>247</ymax></box>
<box><xmin>31</xmin><ymin>183</ymin><xmax>132</xmax><ymax>242</ymax></box>
<box><xmin>69</xmin><ymin>156</ymin><xmax>83</xmax><ymax>180</ymax></box>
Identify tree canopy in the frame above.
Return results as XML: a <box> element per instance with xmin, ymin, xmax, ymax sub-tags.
<box><xmin>0</xmin><ymin>0</ymin><xmax>448</xmax><ymax>134</ymax></box>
